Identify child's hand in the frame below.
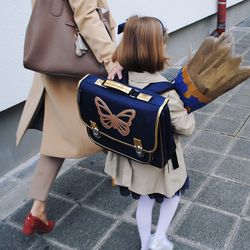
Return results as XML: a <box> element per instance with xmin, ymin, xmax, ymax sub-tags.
<box><xmin>108</xmin><ymin>64</ymin><xmax>123</xmax><ymax>80</ymax></box>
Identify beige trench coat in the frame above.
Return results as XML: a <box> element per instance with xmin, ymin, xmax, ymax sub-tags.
<box><xmin>105</xmin><ymin>72</ymin><xmax>195</xmax><ymax>197</ymax></box>
<box><xmin>16</xmin><ymin>0</ymin><xmax>119</xmax><ymax>158</ymax></box>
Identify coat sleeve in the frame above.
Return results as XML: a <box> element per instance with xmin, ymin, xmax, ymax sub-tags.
<box><xmin>163</xmin><ymin>90</ymin><xmax>195</xmax><ymax>136</ymax></box>
<box><xmin>68</xmin><ymin>0</ymin><xmax>118</xmax><ymax>73</ymax></box>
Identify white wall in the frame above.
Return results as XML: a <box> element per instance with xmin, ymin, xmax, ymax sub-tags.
<box><xmin>109</xmin><ymin>0</ymin><xmax>244</xmax><ymax>32</ymax></box>
<box><xmin>0</xmin><ymin>0</ymin><xmax>245</xmax><ymax>112</ymax></box>
<box><xmin>0</xmin><ymin>1</ymin><xmax>33</xmax><ymax>112</ymax></box>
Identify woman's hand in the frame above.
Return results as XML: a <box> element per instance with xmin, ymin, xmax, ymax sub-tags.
<box><xmin>108</xmin><ymin>64</ymin><xmax>123</xmax><ymax>80</ymax></box>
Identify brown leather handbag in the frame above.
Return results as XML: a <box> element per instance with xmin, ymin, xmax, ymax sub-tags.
<box><xmin>23</xmin><ymin>0</ymin><xmax>111</xmax><ymax>78</ymax></box>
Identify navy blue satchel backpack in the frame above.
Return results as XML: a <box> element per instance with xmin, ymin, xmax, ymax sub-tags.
<box><xmin>77</xmin><ymin>74</ymin><xmax>179</xmax><ymax>169</ymax></box>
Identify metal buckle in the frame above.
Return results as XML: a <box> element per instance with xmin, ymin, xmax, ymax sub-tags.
<box><xmin>133</xmin><ymin>138</ymin><xmax>145</xmax><ymax>158</ymax></box>
<box><xmin>137</xmin><ymin>93</ymin><xmax>152</xmax><ymax>102</ymax></box>
<box><xmin>90</xmin><ymin>121</ymin><xmax>101</xmax><ymax>139</ymax></box>
<box><xmin>130</xmin><ymin>89</ymin><xmax>140</xmax><ymax>98</ymax></box>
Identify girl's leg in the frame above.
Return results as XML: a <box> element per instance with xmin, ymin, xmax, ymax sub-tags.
<box><xmin>154</xmin><ymin>194</ymin><xmax>180</xmax><ymax>240</ymax></box>
<box><xmin>28</xmin><ymin>154</ymin><xmax>64</xmax><ymax>223</ymax></box>
<box><xmin>136</xmin><ymin>195</ymin><xmax>155</xmax><ymax>250</ymax></box>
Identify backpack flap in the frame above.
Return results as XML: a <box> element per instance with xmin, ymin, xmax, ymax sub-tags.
<box><xmin>77</xmin><ymin>74</ymin><xmax>176</xmax><ymax>168</ymax></box>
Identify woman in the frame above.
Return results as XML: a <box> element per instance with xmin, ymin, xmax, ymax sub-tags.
<box><xmin>17</xmin><ymin>0</ymin><xmax>122</xmax><ymax>235</ymax></box>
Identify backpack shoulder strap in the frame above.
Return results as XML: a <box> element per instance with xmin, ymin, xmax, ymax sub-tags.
<box><xmin>143</xmin><ymin>81</ymin><xmax>176</xmax><ymax>94</ymax></box>
<box><xmin>144</xmin><ymin>81</ymin><xmax>179</xmax><ymax>169</ymax></box>
<box><xmin>114</xmin><ymin>74</ymin><xmax>175</xmax><ymax>95</ymax></box>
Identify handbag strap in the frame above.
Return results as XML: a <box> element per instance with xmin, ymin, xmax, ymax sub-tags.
<box><xmin>49</xmin><ymin>0</ymin><xmax>65</xmax><ymax>17</ymax></box>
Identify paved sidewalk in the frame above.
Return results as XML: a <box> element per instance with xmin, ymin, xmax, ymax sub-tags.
<box><xmin>1</xmin><ymin>19</ymin><xmax>250</xmax><ymax>250</ymax></box>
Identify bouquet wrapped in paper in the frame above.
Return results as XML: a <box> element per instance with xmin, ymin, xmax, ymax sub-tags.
<box><xmin>173</xmin><ymin>32</ymin><xmax>250</xmax><ymax>113</ymax></box>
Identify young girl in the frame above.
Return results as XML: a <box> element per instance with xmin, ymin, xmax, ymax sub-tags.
<box><xmin>105</xmin><ymin>16</ymin><xmax>195</xmax><ymax>250</ymax></box>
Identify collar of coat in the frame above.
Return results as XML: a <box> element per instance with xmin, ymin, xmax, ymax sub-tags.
<box><xmin>129</xmin><ymin>71</ymin><xmax>166</xmax><ymax>84</ymax></box>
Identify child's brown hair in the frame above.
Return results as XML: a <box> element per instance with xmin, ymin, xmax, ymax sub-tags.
<box><xmin>113</xmin><ymin>16</ymin><xmax>169</xmax><ymax>73</ymax></box>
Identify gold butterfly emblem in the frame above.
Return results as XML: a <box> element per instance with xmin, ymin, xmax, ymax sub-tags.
<box><xmin>94</xmin><ymin>96</ymin><xmax>136</xmax><ymax>136</ymax></box>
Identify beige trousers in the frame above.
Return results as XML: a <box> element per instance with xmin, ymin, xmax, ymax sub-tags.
<box><xmin>28</xmin><ymin>155</ymin><xmax>65</xmax><ymax>201</ymax></box>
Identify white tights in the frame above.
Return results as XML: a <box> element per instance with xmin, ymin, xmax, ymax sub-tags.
<box><xmin>136</xmin><ymin>194</ymin><xmax>180</xmax><ymax>250</ymax></box>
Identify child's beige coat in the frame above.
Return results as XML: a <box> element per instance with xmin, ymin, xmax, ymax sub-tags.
<box><xmin>105</xmin><ymin>71</ymin><xmax>195</xmax><ymax>197</ymax></box>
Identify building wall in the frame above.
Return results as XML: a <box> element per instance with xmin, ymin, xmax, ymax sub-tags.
<box><xmin>109</xmin><ymin>0</ymin><xmax>245</xmax><ymax>33</ymax></box>
<box><xmin>0</xmin><ymin>1</ymin><xmax>33</xmax><ymax>112</ymax></box>
<box><xmin>0</xmin><ymin>0</ymin><xmax>246</xmax><ymax>112</ymax></box>
<box><xmin>168</xmin><ymin>1</ymin><xmax>250</xmax><ymax>63</ymax></box>
<box><xmin>0</xmin><ymin>0</ymin><xmax>250</xmax><ymax>175</ymax></box>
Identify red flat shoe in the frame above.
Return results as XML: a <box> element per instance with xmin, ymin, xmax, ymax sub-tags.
<box><xmin>22</xmin><ymin>213</ymin><xmax>55</xmax><ymax>236</ymax></box>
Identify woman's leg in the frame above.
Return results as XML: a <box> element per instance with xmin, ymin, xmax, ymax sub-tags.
<box><xmin>154</xmin><ymin>194</ymin><xmax>180</xmax><ymax>240</ymax></box>
<box><xmin>28</xmin><ymin>154</ymin><xmax>64</xmax><ymax>223</ymax></box>
<box><xmin>136</xmin><ymin>195</ymin><xmax>155</xmax><ymax>250</ymax></box>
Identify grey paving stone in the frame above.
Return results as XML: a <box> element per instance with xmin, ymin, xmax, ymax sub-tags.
<box><xmin>0</xmin><ymin>222</ymin><xmax>37</xmax><ymax>250</ymax></box>
<box><xmin>83</xmin><ymin>178</ymin><xmax>134</xmax><ymax>216</ymax></box>
<box><xmin>238</xmin><ymin>18</ymin><xmax>250</xmax><ymax>27</ymax></box>
<box><xmin>227</xmin><ymin>85</ymin><xmax>241</xmax><ymax>95</ymax></box>
<box><xmin>213</xmin><ymin>92</ymin><xmax>231</xmax><ymax>104</ymax></box>
<box><xmin>180</xmin><ymin>129</ymin><xmax>199</xmax><ymax>145</ymax></box>
<box><xmin>48</xmin><ymin>206</ymin><xmax>115</xmax><ymax>250</ymax></box>
<box><xmin>231</xmin><ymin>220</ymin><xmax>250</xmax><ymax>250</ymax></box>
<box><xmin>229</xmin><ymin>138</ymin><xmax>250</xmax><ymax>159</ymax></box>
<box><xmin>245</xmin><ymin>203</ymin><xmax>250</xmax><ymax>218</ymax></box>
<box><xmin>243</xmin><ymin>53</ymin><xmax>250</xmax><ymax>61</ymax></box>
<box><xmin>51</xmin><ymin>168</ymin><xmax>104</xmax><ymax>201</ymax></box>
<box><xmin>179</xmin><ymin>134</ymin><xmax>192</xmax><ymax>145</ymax></box>
<box><xmin>238</xmin><ymin>36</ymin><xmax>250</xmax><ymax>46</ymax></box>
<box><xmin>182</xmin><ymin>170</ymin><xmax>207</xmax><ymax>200</ymax></box>
<box><xmin>184</xmin><ymin>147</ymin><xmax>222</xmax><ymax>174</ymax></box>
<box><xmin>99</xmin><ymin>222</ymin><xmax>140</xmax><ymax>250</ymax></box>
<box><xmin>30</xmin><ymin>238</ymin><xmax>66</xmax><ymax>250</ymax></box>
<box><xmin>242</xmin><ymin>32</ymin><xmax>250</xmax><ymax>39</ymax></box>
<box><xmin>173</xmin><ymin>204</ymin><xmax>236</xmax><ymax>249</ymax></box>
<box><xmin>7</xmin><ymin>195</ymin><xmax>74</xmax><ymax>226</ymax></box>
<box><xmin>10</xmin><ymin>160</ymin><xmax>37</xmax><ymax>181</ymax></box>
<box><xmin>238</xmin><ymin>117</ymin><xmax>250</xmax><ymax>139</ymax></box>
<box><xmin>194</xmin><ymin>177</ymin><xmax>250</xmax><ymax>215</ymax></box>
<box><xmin>152</xmin><ymin>201</ymin><xmax>184</xmax><ymax>228</ymax></box>
<box><xmin>243</xmin><ymin>78</ymin><xmax>250</xmax><ymax>86</ymax></box>
<box><xmin>216</xmin><ymin>104</ymin><xmax>250</xmax><ymax>120</ymax></box>
<box><xmin>191</xmin><ymin>130</ymin><xmax>232</xmax><ymax>153</ymax></box>
<box><xmin>77</xmin><ymin>152</ymin><xmax>106</xmax><ymax>173</ymax></box>
<box><xmin>195</xmin><ymin>102</ymin><xmax>219</xmax><ymax>114</ymax></box>
<box><xmin>0</xmin><ymin>178</ymin><xmax>18</xmax><ymax>198</ymax></box>
<box><xmin>171</xmin><ymin>239</ymin><xmax>200</xmax><ymax>250</ymax></box>
<box><xmin>214</xmin><ymin>157</ymin><xmax>250</xmax><ymax>185</ymax></box>
<box><xmin>242</xmin><ymin>59</ymin><xmax>250</xmax><ymax>67</ymax></box>
<box><xmin>236</xmin><ymin>82</ymin><xmax>250</xmax><ymax>96</ymax></box>
<box><xmin>228</xmin><ymin>95</ymin><xmax>250</xmax><ymax>108</ymax></box>
<box><xmin>0</xmin><ymin>183</ymin><xmax>29</xmax><ymax>220</ymax></box>
<box><xmin>151</xmin><ymin>202</ymin><xmax>165</xmax><ymax>226</ymax></box>
<box><xmin>231</xmin><ymin>29</ymin><xmax>247</xmax><ymax>41</ymax></box>
<box><xmin>193</xmin><ymin>113</ymin><xmax>209</xmax><ymax>128</ymax></box>
<box><xmin>234</xmin><ymin>43</ymin><xmax>250</xmax><ymax>54</ymax></box>
<box><xmin>239</xmin><ymin>32</ymin><xmax>250</xmax><ymax>40</ymax></box>
<box><xmin>205</xmin><ymin>116</ymin><xmax>243</xmax><ymax>135</ymax></box>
